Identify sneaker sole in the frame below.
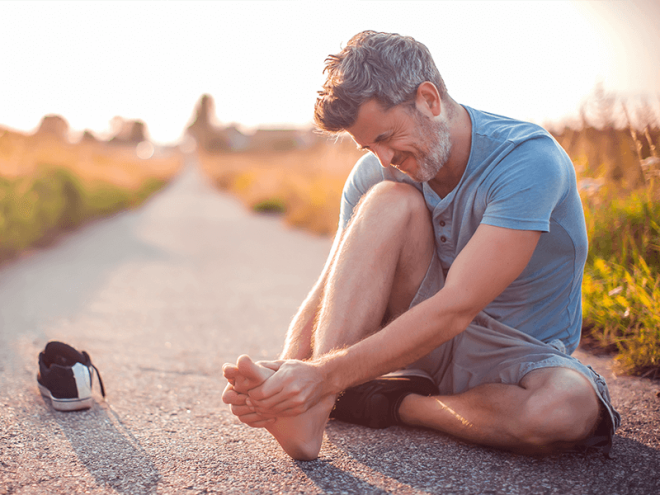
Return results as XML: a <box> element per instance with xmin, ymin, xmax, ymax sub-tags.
<box><xmin>38</xmin><ymin>383</ymin><xmax>93</xmax><ymax>411</ymax></box>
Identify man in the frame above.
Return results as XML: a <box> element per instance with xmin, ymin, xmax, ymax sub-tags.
<box><xmin>222</xmin><ymin>31</ymin><xmax>620</xmax><ymax>461</ymax></box>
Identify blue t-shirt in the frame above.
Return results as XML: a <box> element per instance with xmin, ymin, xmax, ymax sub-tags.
<box><xmin>339</xmin><ymin>105</ymin><xmax>588</xmax><ymax>354</ymax></box>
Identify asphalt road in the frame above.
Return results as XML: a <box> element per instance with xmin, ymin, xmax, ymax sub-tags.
<box><xmin>1</xmin><ymin>159</ymin><xmax>658</xmax><ymax>495</ymax></box>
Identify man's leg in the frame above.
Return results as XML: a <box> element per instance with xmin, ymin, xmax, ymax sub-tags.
<box><xmin>313</xmin><ymin>180</ymin><xmax>436</xmax><ymax>355</ymax></box>
<box><xmin>230</xmin><ymin>181</ymin><xmax>436</xmax><ymax>460</ymax></box>
<box><xmin>398</xmin><ymin>366</ymin><xmax>601</xmax><ymax>455</ymax></box>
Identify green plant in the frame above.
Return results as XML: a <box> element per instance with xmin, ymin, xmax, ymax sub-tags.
<box><xmin>0</xmin><ymin>167</ymin><xmax>170</xmax><ymax>264</ymax></box>
<box><xmin>584</xmin><ymin>186</ymin><xmax>660</xmax><ymax>269</ymax></box>
<box><xmin>253</xmin><ymin>198</ymin><xmax>286</xmax><ymax>214</ymax></box>
<box><xmin>582</xmin><ymin>256</ymin><xmax>660</xmax><ymax>377</ymax></box>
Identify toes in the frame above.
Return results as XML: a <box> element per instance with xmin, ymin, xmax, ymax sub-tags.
<box><xmin>237</xmin><ymin>354</ymin><xmax>274</xmax><ymax>384</ymax></box>
<box><xmin>223</xmin><ymin>364</ymin><xmax>239</xmax><ymax>379</ymax></box>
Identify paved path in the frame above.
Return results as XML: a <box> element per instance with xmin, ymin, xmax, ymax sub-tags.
<box><xmin>1</xmin><ymin>159</ymin><xmax>658</xmax><ymax>494</ymax></box>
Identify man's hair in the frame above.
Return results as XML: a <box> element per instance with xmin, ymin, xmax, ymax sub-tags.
<box><xmin>314</xmin><ymin>30</ymin><xmax>447</xmax><ymax>133</ymax></box>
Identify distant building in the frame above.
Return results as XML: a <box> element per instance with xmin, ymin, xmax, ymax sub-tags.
<box><xmin>108</xmin><ymin>118</ymin><xmax>148</xmax><ymax>145</ymax></box>
<box><xmin>35</xmin><ymin>114</ymin><xmax>69</xmax><ymax>141</ymax></box>
<box><xmin>247</xmin><ymin>128</ymin><xmax>318</xmax><ymax>151</ymax></box>
<box><xmin>81</xmin><ymin>130</ymin><xmax>98</xmax><ymax>142</ymax></box>
<box><xmin>185</xmin><ymin>93</ymin><xmax>320</xmax><ymax>152</ymax></box>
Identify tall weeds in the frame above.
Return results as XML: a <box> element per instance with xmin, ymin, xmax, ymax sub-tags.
<box><xmin>581</xmin><ymin>188</ymin><xmax>660</xmax><ymax>377</ymax></box>
<box><xmin>554</xmin><ymin>86</ymin><xmax>660</xmax><ymax>377</ymax></box>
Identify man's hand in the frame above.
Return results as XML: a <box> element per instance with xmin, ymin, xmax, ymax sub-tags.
<box><xmin>222</xmin><ymin>359</ymin><xmax>283</xmax><ymax>428</ymax></box>
<box><xmin>222</xmin><ymin>381</ymin><xmax>275</xmax><ymax>428</ymax></box>
<box><xmin>243</xmin><ymin>360</ymin><xmax>329</xmax><ymax>417</ymax></box>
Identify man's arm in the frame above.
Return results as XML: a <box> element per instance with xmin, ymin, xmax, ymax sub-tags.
<box><xmin>245</xmin><ymin>224</ymin><xmax>541</xmax><ymax>416</ymax></box>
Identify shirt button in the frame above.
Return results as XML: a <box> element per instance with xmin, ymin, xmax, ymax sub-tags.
<box><xmin>439</xmin><ymin>220</ymin><xmax>446</xmax><ymax>227</ymax></box>
<box><xmin>440</xmin><ymin>236</ymin><xmax>447</xmax><ymax>243</ymax></box>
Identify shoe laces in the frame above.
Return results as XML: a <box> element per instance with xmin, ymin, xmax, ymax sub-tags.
<box><xmin>82</xmin><ymin>351</ymin><xmax>106</xmax><ymax>398</ymax></box>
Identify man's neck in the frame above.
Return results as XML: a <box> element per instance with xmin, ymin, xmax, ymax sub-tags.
<box><xmin>428</xmin><ymin>104</ymin><xmax>472</xmax><ymax>199</ymax></box>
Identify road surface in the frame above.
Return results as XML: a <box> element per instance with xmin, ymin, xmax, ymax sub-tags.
<box><xmin>1</xmin><ymin>159</ymin><xmax>658</xmax><ymax>494</ymax></box>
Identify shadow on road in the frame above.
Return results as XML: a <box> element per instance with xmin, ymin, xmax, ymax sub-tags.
<box><xmin>319</xmin><ymin>421</ymin><xmax>660</xmax><ymax>494</ymax></box>
<box><xmin>297</xmin><ymin>458</ymin><xmax>390</xmax><ymax>494</ymax></box>
<box><xmin>45</xmin><ymin>399</ymin><xmax>160</xmax><ymax>494</ymax></box>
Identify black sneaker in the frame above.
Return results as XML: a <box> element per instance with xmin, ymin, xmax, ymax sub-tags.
<box><xmin>37</xmin><ymin>341</ymin><xmax>106</xmax><ymax>411</ymax></box>
<box><xmin>329</xmin><ymin>371</ymin><xmax>438</xmax><ymax>429</ymax></box>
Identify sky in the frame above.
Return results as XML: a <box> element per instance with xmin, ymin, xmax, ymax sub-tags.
<box><xmin>0</xmin><ymin>0</ymin><xmax>658</xmax><ymax>144</ymax></box>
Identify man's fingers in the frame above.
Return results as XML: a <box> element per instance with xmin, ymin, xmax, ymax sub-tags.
<box><xmin>253</xmin><ymin>403</ymin><xmax>307</xmax><ymax>417</ymax></box>
<box><xmin>246</xmin><ymin>379</ymin><xmax>284</xmax><ymax>402</ymax></box>
<box><xmin>230</xmin><ymin>404</ymin><xmax>257</xmax><ymax>416</ymax></box>
<box><xmin>245</xmin><ymin>392</ymin><xmax>311</xmax><ymax>416</ymax></box>
<box><xmin>248</xmin><ymin>394</ymin><xmax>311</xmax><ymax>416</ymax></box>
<box><xmin>255</xmin><ymin>360</ymin><xmax>284</xmax><ymax>372</ymax></box>
<box><xmin>230</xmin><ymin>405</ymin><xmax>276</xmax><ymax>428</ymax></box>
<box><xmin>222</xmin><ymin>383</ymin><xmax>248</xmax><ymax>405</ymax></box>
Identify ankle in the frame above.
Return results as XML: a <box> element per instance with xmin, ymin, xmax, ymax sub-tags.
<box><xmin>397</xmin><ymin>393</ymin><xmax>425</xmax><ymax>425</ymax></box>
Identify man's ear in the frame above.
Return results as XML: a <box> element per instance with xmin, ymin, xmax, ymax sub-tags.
<box><xmin>415</xmin><ymin>82</ymin><xmax>442</xmax><ymax>117</ymax></box>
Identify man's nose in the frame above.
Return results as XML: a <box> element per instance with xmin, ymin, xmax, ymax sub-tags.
<box><xmin>372</xmin><ymin>144</ymin><xmax>394</xmax><ymax>168</ymax></box>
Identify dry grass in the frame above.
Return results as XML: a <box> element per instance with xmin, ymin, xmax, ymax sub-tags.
<box><xmin>0</xmin><ymin>127</ymin><xmax>181</xmax><ymax>188</ymax></box>
<box><xmin>199</xmin><ymin>136</ymin><xmax>364</xmax><ymax>235</ymax></box>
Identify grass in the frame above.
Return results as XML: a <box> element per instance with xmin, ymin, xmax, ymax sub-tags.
<box><xmin>0</xmin><ymin>127</ymin><xmax>182</xmax><ymax>262</ymax></box>
<box><xmin>198</xmin><ymin>137</ymin><xmax>363</xmax><ymax>235</ymax></box>
<box><xmin>580</xmin><ymin>185</ymin><xmax>660</xmax><ymax>377</ymax></box>
<box><xmin>552</xmin><ymin>87</ymin><xmax>660</xmax><ymax>377</ymax></box>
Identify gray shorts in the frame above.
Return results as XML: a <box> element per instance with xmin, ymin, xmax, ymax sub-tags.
<box><xmin>406</xmin><ymin>254</ymin><xmax>621</xmax><ymax>455</ymax></box>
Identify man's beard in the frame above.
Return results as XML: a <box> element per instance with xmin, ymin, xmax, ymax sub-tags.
<box><xmin>395</xmin><ymin>110</ymin><xmax>452</xmax><ymax>183</ymax></box>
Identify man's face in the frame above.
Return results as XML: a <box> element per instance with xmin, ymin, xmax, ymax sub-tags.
<box><xmin>346</xmin><ymin>99</ymin><xmax>452</xmax><ymax>182</ymax></box>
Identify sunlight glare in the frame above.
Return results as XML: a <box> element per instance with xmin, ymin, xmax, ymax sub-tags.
<box><xmin>136</xmin><ymin>141</ymin><xmax>155</xmax><ymax>160</ymax></box>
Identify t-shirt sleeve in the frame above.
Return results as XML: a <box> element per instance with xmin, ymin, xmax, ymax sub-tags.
<box><xmin>481</xmin><ymin>137</ymin><xmax>570</xmax><ymax>232</ymax></box>
<box><xmin>339</xmin><ymin>153</ymin><xmax>385</xmax><ymax>230</ymax></box>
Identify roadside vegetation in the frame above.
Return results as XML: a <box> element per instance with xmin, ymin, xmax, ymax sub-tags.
<box><xmin>551</xmin><ymin>86</ymin><xmax>660</xmax><ymax>378</ymax></box>
<box><xmin>200</xmin><ymin>86</ymin><xmax>660</xmax><ymax>378</ymax></box>
<box><xmin>199</xmin><ymin>136</ymin><xmax>362</xmax><ymax>236</ymax></box>
<box><xmin>0</xmin><ymin>125</ymin><xmax>182</xmax><ymax>263</ymax></box>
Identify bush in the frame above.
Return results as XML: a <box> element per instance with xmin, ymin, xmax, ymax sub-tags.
<box><xmin>253</xmin><ymin>198</ymin><xmax>286</xmax><ymax>214</ymax></box>
<box><xmin>0</xmin><ymin>169</ymin><xmax>80</xmax><ymax>257</ymax></box>
<box><xmin>582</xmin><ymin>186</ymin><xmax>660</xmax><ymax>377</ymax></box>
<box><xmin>0</xmin><ymin>167</ymin><xmax>169</xmax><ymax>264</ymax></box>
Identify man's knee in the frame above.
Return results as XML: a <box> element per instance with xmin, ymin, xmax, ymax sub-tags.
<box><xmin>517</xmin><ymin>368</ymin><xmax>600</xmax><ymax>448</ymax></box>
<box><xmin>357</xmin><ymin>181</ymin><xmax>430</xmax><ymax>228</ymax></box>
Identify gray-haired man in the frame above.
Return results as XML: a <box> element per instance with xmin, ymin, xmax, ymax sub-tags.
<box><xmin>222</xmin><ymin>30</ymin><xmax>620</xmax><ymax>461</ymax></box>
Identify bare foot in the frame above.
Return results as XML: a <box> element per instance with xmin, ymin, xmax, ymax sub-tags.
<box><xmin>234</xmin><ymin>355</ymin><xmax>272</xmax><ymax>394</ymax></box>
<box><xmin>234</xmin><ymin>355</ymin><xmax>336</xmax><ymax>461</ymax></box>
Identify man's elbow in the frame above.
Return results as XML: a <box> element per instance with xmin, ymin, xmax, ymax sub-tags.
<box><xmin>430</xmin><ymin>289</ymin><xmax>483</xmax><ymax>340</ymax></box>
